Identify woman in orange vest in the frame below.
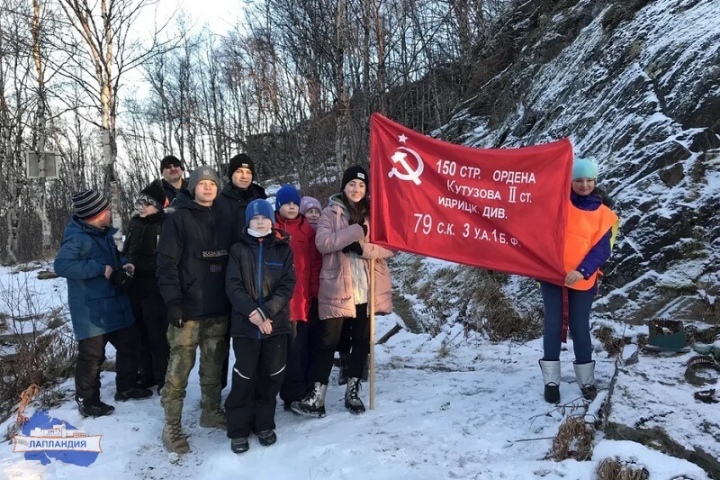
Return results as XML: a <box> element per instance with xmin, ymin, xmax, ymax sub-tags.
<box><xmin>539</xmin><ymin>158</ymin><xmax>618</xmax><ymax>404</ymax></box>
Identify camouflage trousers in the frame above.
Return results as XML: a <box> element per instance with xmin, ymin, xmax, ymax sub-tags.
<box><xmin>162</xmin><ymin>316</ymin><xmax>228</xmax><ymax>424</ymax></box>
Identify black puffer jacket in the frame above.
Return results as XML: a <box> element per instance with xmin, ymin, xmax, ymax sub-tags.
<box><xmin>122</xmin><ymin>212</ymin><xmax>166</xmax><ymax>297</ymax></box>
<box><xmin>226</xmin><ymin>228</ymin><xmax>295</xmax><ymax>339</ymax></box>
<box><xmin>156</xmin><ymin>192</ymin><xmax>232</xmax><ymax>319</ymax></box>
<box><xmin>214</xmin><ymin>183</ymin><xmax>267</xmax><ymax>242</ymax></box>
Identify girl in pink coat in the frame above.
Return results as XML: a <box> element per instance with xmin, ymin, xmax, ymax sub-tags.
<box><xmin>291</xmin><ymin>165</ymin><xmax>393</xmax><ymax>417</ymax></box>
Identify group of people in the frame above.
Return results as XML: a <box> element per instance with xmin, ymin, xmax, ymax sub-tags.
<box><xmin>54</xmin><ymin>152</ymin><xmax>616</xmax><ymax>455</ymax></box>
<box><xmin>54</xmin><ymin>155</ymin><xmax>394</xmax><ymax>455</ymax></box>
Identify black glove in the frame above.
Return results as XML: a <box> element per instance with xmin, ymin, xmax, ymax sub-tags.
<box><xmin>166</xmin><ymin>301</ymin><xmax>185</xmax><ymax>328</ymax></box>
<box><xmin>342</xmin><ymin>241</ymin><xmax>363</xmax><ymax>256</ymax></box>
<box><xmin>109</xmin><ymin>268</ymin><xmax>132</xmax><ymax>293</ymax></box>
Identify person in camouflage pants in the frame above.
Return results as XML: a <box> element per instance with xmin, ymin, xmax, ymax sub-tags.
<box><xmin>155</xmin><ymin>166</ymin><xmax>233</xmax><ymax>454</ymax></box>
<box><xmin>163</xmin><ymin>316</ymin><xmax>228</xmax><ymax>427</ymax></box>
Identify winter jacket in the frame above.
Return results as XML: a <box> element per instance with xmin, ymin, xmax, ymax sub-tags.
<box><xmin>315</xmin><ymin>194</ymin><xmax>393</xmax><ymax>320</ymax></box>
<box><xmin>275</xmin><ymin>213</ymin><xmax>322</xmax><ymax>322</ymax></box>
<box><xmin>156</xmin><ymin>192</ymin><xmax>232</xmax><ymax>319</ymax></box>
<box><xmin>565</xmin><ymin>190</ymin><xmax>618</xmax><ymax>291</ymax></box>
<box><xmin>214</xmin><ymin>182</ymin><xmax>268</xmax><ymax>242</ymax></box>
<box><xmin>162</xmin><ymin>179</ymin><xmax>189</xmax><ymax>206</ymax></box>
<box><xmin>226</xmin><ymin>228</ymin><xmax>295</xmax><ymax>339</ymax></box>
<box><xmin>122</xmin><ymin>212</ymin><xmax>166</xmax><ymax>297</ymax></box>
<box><xmin>54</xmin><ymin>217</ymin><xmax>135</xmax><ymax>341</ymax></box>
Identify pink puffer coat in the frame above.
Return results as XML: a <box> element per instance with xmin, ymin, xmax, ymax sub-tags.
<box><xmin>315</xmin><ymin>196</ymin><xmax>393</xmax><ymax>320</ymax></box>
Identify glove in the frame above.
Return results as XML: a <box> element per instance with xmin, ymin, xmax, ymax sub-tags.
<box><xmin>109</xmin><ymin>268</ymin><xmax>132</xmax><ymax>293</ymax></box>
<box><xmin>166</xmin><ymin>301</ymin><xmax>185</xmax><ymax>328</ymax></box>
<box><xmin>341</xmin><ymin>241</ymin><xmax>363</xmax><ymax>256</ymax></box>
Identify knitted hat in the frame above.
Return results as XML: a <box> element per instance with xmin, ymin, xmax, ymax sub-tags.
<box><xmin>188</xmin><ymin>166</ymin><xmax>220</xmax><ymax>195</ymax></box>
<box><xmin>160</xmin><ymin>155</ymin><xmax>184</xmax><ymax>171</ymax></box>
<box><xmin>341</xmin><ymin>165</ymin><xmax>368</xmax><ymax>191</ymax></box>
<box><xmin>299</xmin><ymin>196</ymin><xmax>322</xmax><ymax>215</ymax></box>
<box><xmin>73</xmin><ymin>189</ymin><xmax>110</xmax><ymax>220</ymax></box>
<box><xmin>572</xmin><ymin>158</ymin><xmax>598</xmax><ymax>180</ymax></box>
<box><xmin>138</xmin><ymin>179</ymin><xmax>167</xmax><ymax>209</ymax></box>
<box><xmin>246</xmin><ymin>199</ymin><xmax>275</xmax><ymax>226</ymax></box>
<box><xmin>275</xmin><ymin>184</ymin><xmax>302</xmax><ymax>211</ymax></box>
<box><xmin>227</xmin><ymin>153</ymin><xmax>255</xmax><ymax>181</ymax></box>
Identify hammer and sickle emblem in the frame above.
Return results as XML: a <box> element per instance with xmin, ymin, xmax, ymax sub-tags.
<box><xmin>388</xmin><ymin>147</ymin><xmax>424</xmax><ymax>185</ymax></box>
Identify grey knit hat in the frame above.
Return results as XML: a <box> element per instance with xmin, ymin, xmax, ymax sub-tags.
<box><xmin>188</xmin><ymin>166</ymin><xmax>220</xmax><ymax>195</ymax></box>
<box><xmin>72</xmin><ymin>189</ymin><xmax>110</xmax><ymax>219</ymax></box>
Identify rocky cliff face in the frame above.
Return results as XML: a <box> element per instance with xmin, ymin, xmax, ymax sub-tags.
<box><xmin>438</xmin><ymin>0</ymin><xmax>720</xmax><ymax>323</ymax></box>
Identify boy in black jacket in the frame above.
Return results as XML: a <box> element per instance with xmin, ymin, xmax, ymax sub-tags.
<box><xmin>123</xmin><ymin>179</ymin><xmax>169</xmax><ymax>394</ymax></box>
<box><xmin>225</xmin><ymin>199</ymin><xmax>295</xmax><ymax>454</ymax></box>
<box><xmin>156</xmin><ymin>166</ymin><xmax>232</xmax><ymax>454</ymax></box>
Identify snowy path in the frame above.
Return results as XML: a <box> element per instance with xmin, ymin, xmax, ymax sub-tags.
<box><xmin>0</xmin><ymin>313</ymin><xmax>711</xmax><ymax>480</ymax></box>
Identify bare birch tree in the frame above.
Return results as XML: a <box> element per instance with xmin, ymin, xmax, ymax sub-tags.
<box><xmin>57</xmin><ymin>0</ymin><xmax>172</xmax><ymax>244</ymax></box>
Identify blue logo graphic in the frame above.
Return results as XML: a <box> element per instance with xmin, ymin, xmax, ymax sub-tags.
<box><xmin>16</xmin><ymin>411</ymin><xmax>100</xmax><ymax>466</ymax></box>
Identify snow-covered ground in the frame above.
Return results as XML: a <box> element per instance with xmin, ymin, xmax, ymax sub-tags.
<box><xmin>0</xmin><ymin>265</ymin><xmax>713</xmax><ymax>480</ymax></box>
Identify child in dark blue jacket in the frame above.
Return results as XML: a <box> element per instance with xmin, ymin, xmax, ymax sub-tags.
<box><xmin>54</xmin><ymin>190</ymin><xmax>152</xmax><ymax>418</ymax></box>
<box><xmin>224</xmin><ymin>199</ymin><xmax>296</xmax><ymax>454</ymax></box>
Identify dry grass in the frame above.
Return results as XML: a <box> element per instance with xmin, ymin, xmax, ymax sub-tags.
<box><xmin>596</xmin><ymin>458</ymin><xmax>649</xmax><ymax>480</ymax></box>
<box><xmin>549</xmin><ymin>416</ymin><xmax>594</xmax><ymax>461</ymax></box>
<box><xmin>0</xmin><ymin>276</ymin><xmax>76</xmax><ymax>425</ymax></box>
<box><xmin>594</xmin><ymin>326</ymin><xmax>625</xmax><ymax>357</ymax></box>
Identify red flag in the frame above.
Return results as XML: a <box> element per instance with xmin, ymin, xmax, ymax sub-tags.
<box><xmin>369</xmin><ymin>113</ymin><xmax>572</xmax><ymax>284</ymax></box>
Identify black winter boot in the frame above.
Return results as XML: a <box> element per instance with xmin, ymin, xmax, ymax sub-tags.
<box><xmin>114</xmin><ymin>387</ymin><xmax>153</xmax><ymax>401</ymax></box>
<box><xmin>345</xmin><ymin>377</ymin><xmax>365</xmax><ymax>414</ymax></box>
<box><xmin>256</xmin><ymin>430</ymin><xmax>277</xmax><ymax>446</ymax></box>
<box><xmin>291</xmin><ymin>382</ymin><xmax>327</xmax><ymax>418</ymax></box>
<box><xmin>230</xmin><ymin>437</ymin><xmax>249</xmax><ymax>454</ymax></box>
<box><xmin>77</xmin><ymin>398</ymin><xmax>115</xmax><ymax>418</ymax></box>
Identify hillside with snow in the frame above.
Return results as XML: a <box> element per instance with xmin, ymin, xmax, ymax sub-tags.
<box><xmin>437</xmin><ymin>0</ymin><xmax>720</xmax><ymax>323</ymax></box>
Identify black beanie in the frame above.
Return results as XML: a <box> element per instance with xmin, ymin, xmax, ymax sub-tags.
<box><xmin>160</xmin><ymin>155</ymin><xmax>184</xmax><ymax>171</ymax></box>
<box><xmin>73</xmin><ymin>189</ymin><xmax>110</xmax><ymax>219</ymax></box>
<box><xmin>341</xmin><ymin>165</ymin><xmax>368</xmax><ymax>191</ymax></box>
<box><xmin>139</xmin><ymin>179</ymin><xmax>167</xmax><ymax>209</ymax></box>
<box><xmin>227</xmin><ymin>153</ymin><xmax>255</xmax><ymax>181</ymax></box>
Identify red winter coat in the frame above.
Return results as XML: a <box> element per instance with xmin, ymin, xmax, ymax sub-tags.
<box><xmin>275</xmin><ymin>213</ymin><xmax>322</xmax><ymax>322</ymax></box>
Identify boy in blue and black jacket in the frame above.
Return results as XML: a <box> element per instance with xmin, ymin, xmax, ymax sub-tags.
<box><xmin>224</xmin><ymin>199</ymin><xmax>295</xmax><ymax>454</ymax></box>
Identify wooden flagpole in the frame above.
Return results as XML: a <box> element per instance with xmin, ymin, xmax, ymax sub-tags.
<box><xmin>369</xmin><ymin>258</ymin><xmax>376</xmax><ymax>410</ymax></box>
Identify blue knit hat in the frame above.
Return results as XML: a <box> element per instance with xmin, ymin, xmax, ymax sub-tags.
<box><xmin>246</xmin><ymin>199</ymin><xmax>274</xmax><ymax>226</ymax></box>
<box><xmin>572</xmin><ymin>158</ymin><xmax>598</xmax><ymax>180</ymax></box>
<box><xmin>275</xmin><ymin>184</ymin><xmax>301</xmax><ymax>211</ymax></box>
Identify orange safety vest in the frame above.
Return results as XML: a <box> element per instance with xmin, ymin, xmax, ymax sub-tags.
<box><xmin>563</xmin><ymin>203</ymin><xmax>618</xmax><ymax>291</ymax></box>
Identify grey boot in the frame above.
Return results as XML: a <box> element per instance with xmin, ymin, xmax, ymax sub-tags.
<box><xmin>539</xmin><ymin>360</ymin><xmax>561</xmax><ymax>404</ymax></box>
<box><xmin>573</xmin><ymin>360</ymin><xmax>597</xmax><ymax>401</ymax></box>
<box><xmin>291</xmin><ymin>382</ymin><xmax>328</xmax><ymax>418</ymax></box>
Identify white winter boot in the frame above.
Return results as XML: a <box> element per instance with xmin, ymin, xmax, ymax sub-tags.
<box><xmin>573</xmin><ymin>360</ymin><xmax>597</xmax><ymax>401</ymax></box>
<box><xmin>538</xmin><ymin>359</ymin><xmax>561</xmax><ymax>404</ymax></box>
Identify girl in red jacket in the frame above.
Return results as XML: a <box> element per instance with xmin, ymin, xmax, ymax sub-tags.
<box><xmin>274</xmin><ymin>184</ymin><xmax>323</xmax><ymax>410</ymax></box>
